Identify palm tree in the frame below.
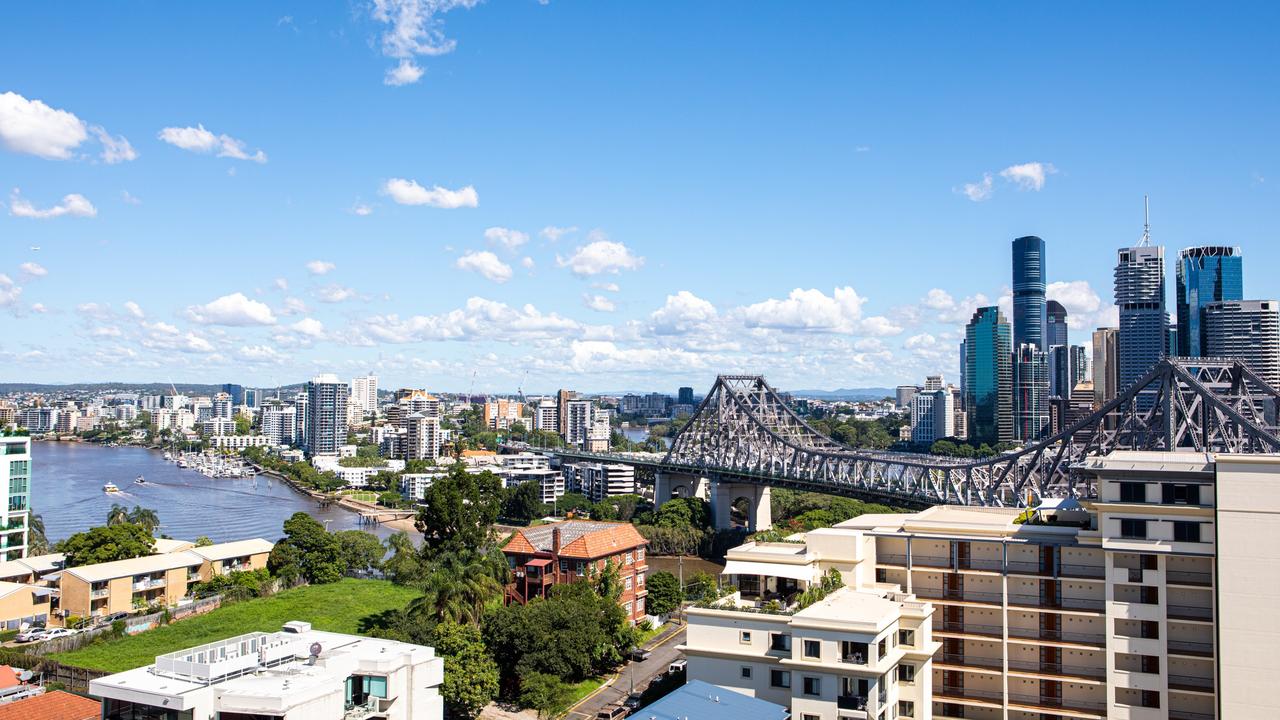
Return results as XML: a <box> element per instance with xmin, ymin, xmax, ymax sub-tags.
<box><xmin>26</xmin><ymin>511</ymin><xmax>49</xmax><ymax>556</ymax></box>
<box><xmin>106</xmin><ymin>504</ymin><xmax>130</xmax><ymax>526</ymax></box>
<box><xmin>407</xmin><ymin>552</ymin><xmax>504</xmax><ymax>625</ymax></box>
<box><xmin>126</xmin><ymin>506</ymin><xmax>161</xmax><ymax>533</ymax></box>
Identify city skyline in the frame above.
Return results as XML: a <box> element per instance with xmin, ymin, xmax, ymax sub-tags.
<box><xmin>2</xmin><ymin>3</ymin><xmax>1278</xmax><ymax>392</ymax></box>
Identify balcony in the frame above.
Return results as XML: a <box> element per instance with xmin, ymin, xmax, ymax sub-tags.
<box><xmin>911</xmin><ymin>554</ymin><xmax>952</xmax><ymax>568</ymax></box>
<box><xmin>132</xmin><ymin>578</ymin><xmax>166</xmax><ymax>591</ymax></box>
<box><xmin>1169</xmin><ymin>674</ymin><xmax>1215</xmax><ymax>693</ymax></box>
<box><xmin>1008</xmin><ymin>593</ymin><xmax>1104</xmax><ymax>612</ymax></box>
<box><xmin>938</xmin><ymin>652</ymin><xmax>1001</xmax><ymax>671</ymax></box>
<box><xmin>935</xmin><ymin>685</ymin><xmax>1003</xmax><ymax>705</ymax></box>
<box><xmin>1006</xmin><ymin>625</ymin><xmax>1106</xmax><ymax>646</ymax></box>
<box><xmin>934</xmin><ymin>621</ymin><xmax>1004</xmax><ymax>638</ymax></box>
<box><xmin>1167</xmin><ymin>639</ymin><xmax>1214</xmax><ymax>657</ymax></box>
<box><xmin>1169</xmin><ymin>711</ymin><xmax>1215</xmax><ymax>720</ymax></box>
<box><xmin>1006</xmin><ymin>658</ymin><xmax>1106</xmax><ymax>680</ymax></box>
<box><xmin>836</xmin><ymin>695</ymin><xmax>869</xmax><ymax>711</ymax></box>
<box><xmin>1006</xmin><ymin>559</ymin><xmax>1052</xmax><ymax>576</ymax></box>
<box><xmin>1059</xmin><ymin>563</ymin><xmax>1106</xmax><ymax>579</ymax></box>
<box><xmin>916</xmin><ymin>587</ymin><xmax>1003</xmax><ymax>605</ymax></box>
<box><xmin>956</xmin><ymin>557</ymin><xmax>1003</xmax><ymax>572</ymax></box>
<box><xmin>877</xmin><ymin>553</ymin><xmax>908</xmax><ymax>566</ymax></box>
<box><xmin>90</xmin><ymin>588</ymin><xmax>110</xmax><ymax>599</ymax></box>
<box><xmin>1008</xmin><ymin>692</ymin><xmax>1106</xmax><ymax>715</ymax></box>
<box><xmin>1168</xmin><ymin>604</ymin><xmax>1213</xmax><ymax>621</ymax></box>
<box><xmin>1167</xmin><ymin>570</ymin><xmax>1212</xmax><ymax>586</ymax></box>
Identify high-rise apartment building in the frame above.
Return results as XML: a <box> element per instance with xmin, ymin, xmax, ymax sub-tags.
<box><xmin>564</xmin><ymin>399</ymin><xmax>593</xmax><ymax>448</ymax></box>
<box><xmin>1176</xmin><ymin>246</ymin><xmax>1243</xmax><ymax>358</ymax></box>
<box><xmin>556</xmin><ymin>389</ymin><xmax>576</xmax><ymax>437</ymax></box>
<box><xmin>304</xmin><ymin>374</ymin><xmax>348</xmax><ymax>456</ymax></box>
<box><xmin>532</xmin><ymin>399</ymin><xmax>559</xmax><ymax>433</ymax></box>
<box><xmin>260</xmin><ymin>402</ymin><xmax>297</xmax><ymax>446</ymax></box>
<box><xmin>1115</xmin><ymin>245</ymin><xmax>1168</xmax><ymax>406</ymax></box>
<box><xmin>349</xmin><ymin>373</ymin><xmax>378</xmax><ymax>421</ymax></box>
<box><xmin>685</xmin><ymin>450</ymin><xmax>1280</xmax><ymax>720</ymax></box>
<box><xmin>896</xmin><ymin>386</ymin><xmax>921</xmax><ymax>410</ymax></box>
<box><xmin>0</xmin><ymin>434</ymin><xmax>30</xmax><ymax>560</ymax></box>
<box><xmin>405</xmin><ymin>412</ymin><xmax>441</xmax><ymax>461</ymax></box>
<box><xmin>910</xmin><ymin>388</ymin><xmax>954</xmax><ymax>445</ymax></box>
<box><xmin>963</xmin><ymin>307</ymin><xmax>1013</xmax><ymax>445</ymax></box>
<box><xmin>483</xmin><ymin>399</ymin><xmax>524</xmax><ymax>431</ymax></box>
<box><xmin>678</xmin><ymin>386</ymin><xmax>695</xmax><ymax>406</ymax></box>
<box><xmin>211</xmin><ymin>392</ymin><xmax>233</xmax><ymax>420</ymax></box>
<box><xmin>1012</xmin><ymin>235</ymin><xmax>1047</xmax><ymax>351</ymax></box>
<box><xmin>1203</xmin><ymin>300</ymin><xmax>1280</xmax><ymax>388</ymax></box>
<box><xmin>1091</xmin><ymin>327</ymin><xmax>1119</xmax><ymax>408</ymax></box>
<box><xmin>1045</xmin><ymin>299</ymin><xmax>1068</xmax><ymax>348</ymax></box>
<box><xmin>1012</xmin><ymin>343</ymin><xmax>1050</xmax><ymax>442</ymax></box>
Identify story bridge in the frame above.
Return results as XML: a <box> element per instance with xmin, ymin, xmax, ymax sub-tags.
<box><xmin>527</xmin><ymin>357</ymin><xmax>1280</xmax><ymax>530</ymax></box>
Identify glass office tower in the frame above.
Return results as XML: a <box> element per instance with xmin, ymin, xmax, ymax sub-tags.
<box><xmin>1115</xmin><ymin>246</ymin><xmax>1168</xmax><ymax>410</ymax></box>
<box><xmin>1012</xmin><ymin>235</ymin><xmax>1047</xmax><ymax>350</ymax></box>
<box><xmin>964</xmin><ymin>306</ymin><xmax>1013</xmax><ymax>445</ymax></box>
<box><xmin>1176</xmin><ymin>246</ymin><xmax>1243</xmax><ymax>357</ymax></box>
<box><xmin>1013</xmin><ymin>343</ymin><xmax>1050</xmax><ymax>442</ymax></box>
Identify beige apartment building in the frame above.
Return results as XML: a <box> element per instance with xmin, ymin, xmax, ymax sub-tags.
<box><xmin>684</xmin><ymin>451</ymin><xmax>1280</xmax><ymax>720</ymax></box>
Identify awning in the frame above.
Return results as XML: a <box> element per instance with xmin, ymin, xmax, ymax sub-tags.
<box><xmin>525</xmin><ymin>558</ymin><xmax>552</xmax><ymax>567</ymax></box>
<box><xmin>722</xmin><ymin>560</ymin><xmax>818</xmax><ymax>583</ymax></box>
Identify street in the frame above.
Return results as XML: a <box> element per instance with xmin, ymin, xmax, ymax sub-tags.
<box><xmin>564</xmin><ymin>625</ymin><xmax>687</xmax><ymax>719</ymax></box>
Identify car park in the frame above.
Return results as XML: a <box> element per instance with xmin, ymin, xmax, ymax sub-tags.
<box><xmin>595</xmin><ymin>706</ymin><xmax>629</xmax><ymax>720</ymax></box>
<box><xmin>14</xmin><ymin>627</ymin><xmax>47</xmax><ymax>643</ymax></box>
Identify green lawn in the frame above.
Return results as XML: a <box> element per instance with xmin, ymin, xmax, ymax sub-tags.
<box><xmin>341</xmin><ymin>490</ymin><xmax>380</xmax><ymax>503</ymax></box>
<box><xmin>53</xmin><ymin>579</ymin><xmax>418</xmax><ymax>673</ymax></box>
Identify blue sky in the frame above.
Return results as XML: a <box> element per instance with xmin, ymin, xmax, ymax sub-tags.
<box><xmin>1</xmin><ymin>2</ymin><xmax>1277</xmax><ymax>393</ymax></box>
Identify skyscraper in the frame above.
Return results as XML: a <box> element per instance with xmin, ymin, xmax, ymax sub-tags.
<box><xmin>1114</xmin><ymin>245</ymin><xmax>1167</xmax><ymax>403</ymax></box>
<box><xmin>305</xmin><ymin>374</ymin><xmax>349</xmax><ymax>456</ymax></box>
<box><xmin>1176</xmin><ymin>246</ymin><xmax>1243</xmax><ymax>357</ymax></box>
<box><xmin>1013</xmin><ymin>343</ymin><xmax>1050</xmax><ymax>442</ymax></box>
<box><xmin>1091</xmin><ymin>327</ymin><xmax>1119</xmax><ymax>407</ymax></box>
<box><xmin>1045</xmin><ymin>299</ymin><xmax>1068</xmax><ymax>348</ymax></box>
<box><xmin>0</xmin><ymin>435</ymin><xmax>30</xmax><ymax>560</ymax></box>
<box><xmin>1012</xmin><ymin>235</ymin><xmax>1047</xmax><ymax>350</ymax></box>
<box><xmin>1204</xmin><ymin>300</ymin><xmax>1280</xmax><ymax>388</ymax></box>
<box><xmin>677</xmin><ymin>386</ymin><xmax>695</xmax><ymax>406</ymax></box>
<box><xmin>1049</xmin><ymin>344</ymin><xmax>1088</xmax><ymax>399</ymax></box>
<box><xmin>963</xmin><ymin>306</ymin><xmax>1013</xmax><ymax>445</ymax></box>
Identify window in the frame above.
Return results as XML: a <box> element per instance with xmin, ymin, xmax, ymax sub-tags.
<box><xmin>802</xmin><ymin>676</ymin><xmax>821</xmax><ymax>696</ymax></box>
<box><xmin>875</xmin><ymin>568</ymin><xmax>888</xmax><ymax>583</ymax></box>
<box><xmin>1119</xmin><ymin>482</ymin><xmax>1147</xmax><ymax>503</ymax></box>
<box><xmin>739</xmin><ymin>631</ymin><xmax>752</xmax><ymax>644</ymax></box>
<box><xmin>878</xmin><ymin>637</ymin><xmax>887</xmax><ymax>660</ymax></box>
<box><xmin>1120</xmin><ymin>519</ymin><xmax>1148</xmax><ymax>539</ymax></box>
<box><xmin>623</xmin><ymin>601</ymin><xmax>632</xmax><ymax>615</ymax></box>
<box><xmin>1163</xmin><ymin>483</ymin><xmax>1200</xmax><ymax>505</ymax></box>
<box><xmin>803</xmin><ymin>640</ymin><xmax>820</xmax><ymax>659</ymax></box>
<box><xmin>770</xmin><ymin>669</ymin><xmax>791</xmax><ymax>689</ymax></box>
<box><xmin>636</xmin><ymin>572</ymin><xmax>644</xmax><ymax>586</ymax></box>
<box><xmin>740</xmin><ymin>666</ymin><xmax>752</xmax><ymax>679</ymax></box>
<box><xmin>1140</xmin><ymin>655</ymin><xmax>1160</xmax><ymax>674</ymax></box>
<box><xmin>624</xmin><ymin>552</ymin><xmax>633</xmax><ymax>565</ymax></box>
<box><xmin>803</xmin><ymin>715</ymin><xmax>820</xmax><ymax>720</ymax></box>
<box><xmin>898</xmin><ymin>629</ymin><xmax>915</xmax><ymax>647</ymax></box>
<box><xmin>575</xmin><ymin>561</ymin><xmax>585</xmax><ymax>573</ymax></box>
<box><xmin>770</xmin><ymin>633</ymin><xmax>791</xmax><ymax>652</ymax></box>
<box><xmin>635</xmin><ymin>598</ymin><xmax>644</xmax><ymax>614</ymax></box>
<box><xmin>559</xmin><ymin>560</ymin><xmax>568</xmax><ymax>573</ymax></box>
<box><xmin>898</xmin><ymin>700</ymin><xmax>915</xmax><ymax>718</ymax></box>
<box><xmin>1173</xmin><ymin>521</ymin><xmax>1201</xmax><ymax>543</ymax></box>
<box><xmin>624</xmin><ymin>577</ymin><xmax>632</xmax><ymax>590</ymax></box>
<box><xmin>636</xmin><ymin>547</ymin><xmax>644</xmax><ymax>562</ymax></box>
<box><xmin>898</xmin><ymin>664</ymin><xmax>915</xmax><ymax>683</ymax></box>
<box><xmin>1140</xmin><ymin>689</ymin><xmax>1160</xmax><ymax>708</ymax></box>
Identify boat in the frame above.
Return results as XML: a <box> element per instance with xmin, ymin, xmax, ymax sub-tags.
<box><xmin>134</xmin><ymin>475</ymin><xmax>146</xmax><ymax>485</ymax></box>
<box><xmin>103</xmin><ymin>483</ymin><xmax>121</xmax><ymax>494</ymax></box>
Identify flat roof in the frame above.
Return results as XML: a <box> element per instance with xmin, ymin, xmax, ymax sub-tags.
<box><xmin>1079</xmin><ymin>450</ymin><xmax>1215</xmax><ymax>477</ymax></box>
<box><xmin>190</xmin><ymin>538</ymin><xmax>274</xmax><ymax>562</ymax></box>
<box><xmin>153</xmin><ymin>538</ymin><xmax>195</xmax><ymax>554</ymax></box>
<box><xmin>794</xmin><ymin>586</ymin><xmax>899</xmax><ymax>631</ymax></box>
<box><xmin>64</xmin><ymin>551</ymin><xmax>203</xmax><ymax>583</ymax></box>
<box><xmin>639</xmin><ymin>679</ymin><xmax>789</xmax><ymax>720</ymax></box>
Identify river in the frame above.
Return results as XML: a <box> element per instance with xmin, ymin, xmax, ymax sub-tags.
<box><xmin>31</xmin><ymin>442</ymin><xmax>393</xmax><ymax>544</ymax></box>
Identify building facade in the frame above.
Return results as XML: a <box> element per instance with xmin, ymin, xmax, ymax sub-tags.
<box><xmin>911</xmin><ymin>389</ymin><xmax>954</xmax><ymax>445</ymax></box>
<box><xmin>1203</xmin><ymin>299</ymin><xmax>1280</xmax><ymax>388</ymax></box>
<box><xmin>1012</xmin><ymin>344</ymin><xmax>1050</xmax><ymax>442</ymax></box>
<box><xmin>0</xmin><ymin>434</ymin><xmax>30</xmax><ymax>561</ymax></box>
<box><xmin>1176</xmin><ymin>246</ymin><xmax>1243</xmax><ymax>358</ymax></box>
<box><xmin>1012</xmin><ymin>235</ymin><xmax>1047</xmax><ymax>351</ymax></box>
<box><xmin>964</xmin><ymin>307</ymin><xmax>1013</xmax><ymax>445</ymax></box>
<box><xmin>1045</xmin><ymin>299</ymin><xmax>1069</xmax><ymax>349</ymax></box>
<box><xmin>503</xmin><ymin>521</ymin><xmax>649</xmax><ymax>623</ymax></box>
<box><xmin>1091</xmin><ymin>327</ymin><xmax>1119</xmax><ymax>409</ymax></box>
<box><xmin>1115</xmin><ymin>246</ymin><xmax>1168</xmax><ymax>407</ymax></box>
<box><xmin>305</xmin><ymin>374</ymin><xmax>349</xmax><ymax>456</ymax></box>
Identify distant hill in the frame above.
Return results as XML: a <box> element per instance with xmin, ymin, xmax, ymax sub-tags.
<box><xmin>0</xmin><ymin>382</ymin><xmax>305</xmax><ymax>395</ymax></box>
<box><xmin>787</xmin><ymin>387</ymin><xmax>896</xmax><ymax>401</ymax></box>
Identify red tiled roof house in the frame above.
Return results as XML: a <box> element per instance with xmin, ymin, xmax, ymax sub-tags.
<box><xmin>503</xmin><ymin>521</ymin><xmax>649</xmax><ymax>623</ymax></box>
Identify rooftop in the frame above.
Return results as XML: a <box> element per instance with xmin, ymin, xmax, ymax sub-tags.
<box><xmin>636</xmin><ymin>679</ymin><xmax>789</xmax><ymax>720</ymax></box>
<box><xmin>1080</xmin><ymin>450</ymin><xmax>1216</xmax><ymax>477</ymax></box>
<box><xmin>64</xmin><ymin>551</ymin><xmax>202</xmax><ymax>583</ymax></box>
<box><xmin>505</xmin><ymin>520</ymin><xmax>647</xmax><ymax>559</ymax></box>
<box><xmin>152</xmin><ymin>538</ymin><xmax>195</xmax><ymax>554</ymax></box>
<box><xmin>189</xmin><ymin>538</ymin><xmax>274</xmax><ymax>562</ymax></box>
<box><xmin>793</xmin><ymin>586</ymin><xmax>901</xmax><ymax>632</ymax></box>
<box><xmin>0</xmin><ymin>690</ymin><xmax>100</xmax><ymax>720</ymax></box>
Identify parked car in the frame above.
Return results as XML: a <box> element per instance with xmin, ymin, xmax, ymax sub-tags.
<box><xmin>96</xmin><ymin>611</ymin><xmax>130</xmax><ymax>627</ymax></box>
<box><xmin>622</xmin><ymin>693</ymin><xmax>644</xmax><ymax>712</ymax></box>
<box><xmin>40</xmin><ymin>628</ymin><xmax>78</xmax><ymax>640</ymax></box>
<box><xmin>667</xmin><ymin>659</ymin><xmax>687</xmax><ymax>675</ymax></box>
<box><xmin>595</xmin><ymin>706</ymin><xmax>629</xmax><ymax>720</ymax></box>
<box><xmin>628</xmin><ymin>647</ymin><xmax>652</xmax><ymax>662</ymax></box>
<box><xmin>14</xmin><ymin>627</ymin><xmax>47</xmax><ymax>643</ymax></box>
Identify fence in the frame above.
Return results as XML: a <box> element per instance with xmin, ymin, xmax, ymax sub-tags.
<box><xmin>32</xmin><ymin>595</ymin><xmax>224</xmax><ymax>656</ymax></box>
<box><xmin>0</xmin><ymin>649</ymin><xmax>107</xmax><ymax>694</ymax></box>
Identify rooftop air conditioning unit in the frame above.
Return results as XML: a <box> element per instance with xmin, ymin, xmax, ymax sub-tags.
<box><xmin>282</xmin><ymin>621</ymin><xmax>312</xmax><ymax>634</ymax></box>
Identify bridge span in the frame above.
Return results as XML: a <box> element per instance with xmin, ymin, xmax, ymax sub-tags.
<box><xmin>515</xmin><ymin>357</ymin><xmax>1280</xmax><ymax>530</ymax></box>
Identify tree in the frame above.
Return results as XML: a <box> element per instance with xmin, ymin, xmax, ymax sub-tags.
<box><xmin>234</xmin><ymin>415</ymin><xmax>252</xmax><ymax>435</ymax></box>
<box><xmin>651</xmin><ymin>497</ymin><xmax>711</xmax><ymax>530</ymax></box>
<box><xmin>126</xmin><ymin>506</ymin><xmax>160</xmax><ymax>533</ymax></box>
<box><xmin>407</xmin><ymin>552</ymin><xmax>504</xmax><ymax>626</ymax></box>
<box><xmin>502</xmin><ymin>481</ymin><xmax>544</xmax><ymax>523</ymax></box>
<box><xmin>26</xmin><ymin>511</ymin><xmax>49</xmax><ymax>556</ymax></box>
<box><xmin>382</xmin><ymin>531</ymin><xmax>425</xmax><ymax>585</ymax></box>
<box><xmin>415</xmin><ymin>464</ymin><xmax>502</xmax><ymax>557</ymax></box>
<box><xmin>58</xmin><ymin>523</ymin><xmax>154</xmax><ymax>567</ymax></box>
<box><xmin>518</xmin><ymin>673</ymin><xmax>573</xmax><ymax>720</ymax></box>
<box><xmin>432</xmin><ymin>621</ymin><xmax>500</xmax><ymax>720</ymax></box>
<box><xmin>194</xmin><ymin>535</ymin><xmax>214</xmax><ymax>547</ymax></box>
<box><xmin>645</xmin><ymin>571</ymin><xmax>681</xmax><ymax>615</ymax></box>
<box><xmin>334</xmin><ymin>530</ymin><xmax>385</xmax><ymax>576</ymax></box>
<box><xmin>270</xmin><ymin>512</ymin><xmax>343</xmax><ymax>584</ymax></box>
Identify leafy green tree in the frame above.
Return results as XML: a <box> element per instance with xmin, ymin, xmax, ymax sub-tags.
<box><xmin>502</xmin><ymin>481</ymin><xmax>544</xmax><ymax>523</ymax></box>
<box><xmin>432</xmin><ymin>621</ymin><xmax>500</xmax><ymax>720</ymax></box>
<box><xmin>270</xmin><ymin>512</ymin><xmax>344</xmax><ymax>584</ymax></box>
<box><xmin>234</xmin><ymin>415</ymin><xmax>252</xmax><ymax>435</ymax></box>
<box><xmin>382</xmin><ymin>532</ymin><xmax>425</xmax><ymax>585</ymax></box>
<box><xmin>57</xmin><ymin>523</ymin><xmax>154</xmax><ymax>567</ymax></box>
<box><xmin>195</xmin><ymin>535</ymin><xmax>214</xmax><ymax>547</ymax></box>
<box><xmin>645</xmin><ymin>571</ymin><xmax>682</xmax><ymax>615</ymax></box>
<box><xmin>518</xmin><ymin>673</ymin><xmax>573</xmax><ymax>720</ymax></box>
<box><xmin>26</xmin><ymin>511</ymin><xmax>49</xmax><ymax>556</ymax></box>
<box><xmin>407</xmin><ymin>551</ymin><xmax>504</xmax><ymax>625</ymax></box>
<box><xmin>334</xmin><ymin>530</ymin><xmax>385</xmax><ymax>575</ymax></box>
<box><xmin>651</xmin><ymin>497</ymin><xmax>712</xmax><ymax>530</ymax></box>
<box><xmin>415</xmin><ymin>464</ymin><xmax>502</xmax><ymax>557</ymax></box>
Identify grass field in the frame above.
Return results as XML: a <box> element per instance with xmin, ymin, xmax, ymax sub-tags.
<box><xmin>53</xmin><ymin>579</ymin><xmax>418</xmax><ymax>673</ymax></box>
<box><xmin>341</xmin><ymin>490</ymin><xmax>380</xmax><ymax>503</ymax></box>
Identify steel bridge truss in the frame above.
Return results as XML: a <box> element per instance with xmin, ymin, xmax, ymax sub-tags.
<box><xmin>661</xmin><ymin>357</ymin><xmax>1280</xmax><ymax>507</ymax></box>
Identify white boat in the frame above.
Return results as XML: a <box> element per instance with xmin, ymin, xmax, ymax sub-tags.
<box><xmin>134</xmin><ymin>475</ymin><xmax>146</xmax><ymax>485</ymax></box>
<box><xmin>103</xmin><ymin>483</ymin><xmax>121</xmax><ymax>494</ymax></box>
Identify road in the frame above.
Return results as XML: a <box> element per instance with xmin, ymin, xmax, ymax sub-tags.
<box><xmin>564</xmin><ymin>624</ymin><xmax>686</xmax><ymax>719</ymax></box>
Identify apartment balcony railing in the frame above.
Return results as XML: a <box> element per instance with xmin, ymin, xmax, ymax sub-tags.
<box><xmin>877</xmin><ymin>553</ymin><xmax>908</xmax><ymax>566</ymax></box>
<box><xmin>839</xmin><ymin>653</ymin><xmax>869</xmax><ymax>665</ymax></box>
<box><xmin>836</xmin><ymin>694</ymin><xmax>868</xmax><ymax>711</ymax></box>
<box><xmin>132</xmin><ymin>578</ymin><xmax>166</xmax><ymax>591</ymax></box>
<box><xmin>935</xmin><ymin>621</ymin><xmax>1004</xmax><ymax>638</ymax></box>
<box><xmin>1169</xmin><ymin>674</ymin><xmax>1215</xmax><ymax>692</ymax></box>
<box><xmin>1008</xmin><ymin>692</ymin><xmax>1107</xmax><ymax>713</ymax></box>
<box><xmin>1006</xmin><ymin>658</ymin><xmax>1106</xmax><ymax>679</ymax></box>
<box><xmin>1169</xmin><ymin>710</ymin><xmax>1215</xmax><ymax>720</ymax></box>
<box><xmin>956</xmin><ymin>557</ymin><xmax>1003</xmax><ymax>572</ymax></box>
<box><xmin>912</xmin><ymin>555</ymin><xmax>952</xmax><ymax>568</ymax></box>
<box><xmin>936</xmin><ymin>685</ymin><xmax>1003</xmax><ymax>703</ymax></box>
<box><xmin>938</xmin><ymin>652</ymin><xmax>1001</xmax><ymax>671</ymax></box>
<box><xmin>1168</xmin><ymin>604</ymin><xmax>1213</xmax><ymax>621</ymax></box>
<box><xmin>1059</xmin><ymin>563</ymin><xmax>1106</xmax><ymax>579</ymax></box>
<box><xmin>1005</xmin><ymin>560</ymin><xmax>1052</xmax><ymax>576</ymax></box>
<box><xmin>1008</xmin><ymin>593</ymin><xmax>1105</xmax><ymax>611</ymax></box>
<box><xmin>1167</xmin><ymin>639</ymin><xmax>1214</xmax><ymax>656</ymax></box>
<box><xmin>1167</xmin><ymin>570</ymin><xmax>1213</xmax><ymax>586</ymax></box>
<box><xmin>90</xmin><ymin>588</ymin><xmax>110</xmax><ymax>599</ymax></box>
<box><xmin>917</xmin><ymin>588</ymin><xmax>1003</xmax><ymax>605</ymax></box>
<box><xmin>1006</xmin><ymin>625</ymin><xmax>1106</xmax><ymax>646</ymax></box>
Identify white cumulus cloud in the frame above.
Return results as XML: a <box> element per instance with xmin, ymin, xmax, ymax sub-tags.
<box><xmin>306</xmin><ymin>260</ymin><xmax>336</xmax><ymax>275</ymax></box>
<box><xmin>316</xmin><ymin>284</ymin><xmax>358</xmax><ymax>303</ymax></box>
<box><xmin>18</xmin><ymin>262</ymin><xmax>47</xmax><ymax>278</ymax></box>
<box><xmin>382</xmin><ymin>178</ymin><xmax>478</xmax><ymax>208</ymax></box>
<box><xmin>124</xmin><ymin>300</ymin><xmax>145</xmax><ymax>318</ymax></box>
<box><xmin>742</xmin><ymin>287</ymin><xmax>867</xmax><ymax>333</ymax></box>
<box><xmin>0</xmin><ymin>91</ymin><xmax>88</xmax><ymax>159</ymax></box>
<box><xmin>384</xmin><ymin>59</ymin><xmax>425</xmax><ymax>86</ymax></box>
<box><xmin>959</xmin><ymin>173</ymin><xmax>993</xmax><ymax>202</ymax></box>
<box><xmin>484</xmin><ymin>226</ymin><xmax>529</xmax><ymax>251</ymax></box>
<box><xmin>456</xmin><ymin>250</ymin><xmax>512</xmax><ymax>283</ymax></box>
<box><xmin>186</xmin><ymin>292</ymin><xmax>277</xmax><ymax>326</ymax></box>
<box><xmin>157</xmin><ymin>124</ymin><xmax>267</xmax><ymax>163</ymax></box>
<box><xmin>372</xmin><ymin>0</ymin><xmax>479</xmax><ymax>86</ymax></box>
<box><xmin>8</xmin><ymin>189</ymin><xmax>97</xmax><ymax>219</ymax></box>
<box><xmin>1000</xmin><ymin>161</ymin><xmax>1057</xmax><ymax>191</ymax></box>
<box><xmin>651</xmin><ymin>291</ymin><xmax>717</xmax><ymax>335</ymax></box>
<box><xmin>91</xmin><ymin>126</ymin><xmax>138</xmax><ymax>164</ymax></box>
<box><xmin>291</xmin><ymin>317</ymin><xmax>325</xmax><ymax>338</ymax></box>
<box><xmin>583</xmin><ymin>294</ymin><xmax>616</xmax><ymax>312</ymax></box>
<box><xmin>539</xmin><ymin>225</ymin><xmax>577</xmax><ymax>242</ymax></box>
<box><xmin>557</xmin><ymin>235</ymin><xmax>643</xmax><ymax>276</ymax></box>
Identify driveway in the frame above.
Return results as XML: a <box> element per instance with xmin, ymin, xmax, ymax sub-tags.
<box><xmin>564</xmin><ymin>623</ymin><xmax>686</xmax><ymax>719</ymax></box>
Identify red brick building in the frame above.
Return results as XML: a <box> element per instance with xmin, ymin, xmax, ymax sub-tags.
<box><xmin>503</xmin><ymin>520</ymin><xmax>649</xmax><ymax>623</ymax></box>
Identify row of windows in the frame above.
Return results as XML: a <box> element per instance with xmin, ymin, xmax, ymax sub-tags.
<box><xmin>1119</xmin><ymin>518</ymin><xmax>1204</xmax><ymax>542</ymax></box>
<box><xmin>1118</xmin><ymin>481</ymin><xmax>1204</xmax><ymax>505</ymax></box>
<box><xmin>749</xmin><ymin>629</ymin><xmax>911</xmax><ymax>660</ymax></box>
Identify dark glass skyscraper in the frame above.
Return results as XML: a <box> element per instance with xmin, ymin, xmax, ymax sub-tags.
<box><xmin>1176</xmin><ymin>246</ymin><xmax>1243</xmax><ymax>357</ymax></box>
<box><xmin>1013</xmin><ymin>343</ymin><xmax>1050</xmax><ymax>442</ymax></box>
<box><xmin>964</xmin><ymin>306</ymin><xmax>1013</xmax><ymax>445</ymax></box>
<box><xmin>1045</xmin><ymin>299</ymin><xmax>1068</xmax><ymax>348</ymax></box>
<box><xmin>1012</xmin><ymin>236</ymin><xmax>1047</xmax><ymax>351</ymax></box>
<box><xmin>1115</xmin><ymin>245</ymin><xmax>1167</xmax><ymax>407</ymax></box>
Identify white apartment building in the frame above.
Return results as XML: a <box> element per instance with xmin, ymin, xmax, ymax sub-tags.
<box><xmin>200</xmin><ymin>417</ymin><xmax>237</xmax><ymax>437</ymax></box>
<box><xmin>400</xmin><ymin>472</ymin><xmax>446</xmax><ymax>501</ymax></box>
<box><xmin>211</xmin><ymin>392</ymin><xmax>233</xmax><ymax>420</ymax></box>
<box><xmin>502</xmin><ymin>468</ymin><xmax>565</xmax><ymax>504</ymax></box>
<box><xmin>16</xmin><ymin>408</ymin><xmax>56</xmax><ymax>433</ymax></box>
<box><xmin>0</xmin><ymin>435</ymin><xmax>30</xmax><ymax>561</ymax></box>
<box><xmin>686</xmin><ymin>450</ymin><xmax>1277</xmax><ymax>720</ymax></box>
<box><xmin>350</xmin><ymin>373</ymin><xmax>379</xmax><ymax>422</ymax></box>
<box><xmin>910</xmin><ymin>389</ymin><xmax>954</xmax><ymax>445</ymax></box>
<box><xmin>405</xmin><ymin>412</ymin><xmax>441</xmax><ymax>461</ymax></box>
<box><xmin>90</xmin><ymin>621</ymin><xmax>444</xmax><ymax>720</ymax></box>
<box><xmin>564</xmin><ymin>462</ymin><xmax>636</xmax><ymax>502</ymax></box>
<box><xmin>208</xmin><ymin>435</ymin><xmax>273</xmax><ymax>451</ymax></box>
<box><xmin>565</xmin><ymin>399</ymin><xmax>593</xmax><ymax>447</ymax></box>
<box><xmin>262</xmin><ymin>403</ymin><xmax>298</xmax><ymax>446</ymax></box>
<box><xmin>533</xmin><ymin>398</ymin><xmax>559</xmax><ymax>433</ymax></box>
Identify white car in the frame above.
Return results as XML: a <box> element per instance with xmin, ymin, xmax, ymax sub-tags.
<box><xmin>38</xmin><ymin>628</ymin><xmax>77</xmax><ymax>640</ymax></box>
<box><xmin>14</xmin><ymin>627</ymin><xmax>47</xmax><ymax>643</ymax></box>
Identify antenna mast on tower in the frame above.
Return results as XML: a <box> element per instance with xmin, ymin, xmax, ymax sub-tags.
<box><xmin>1138</xmin><ymin>194</ymin><xmax>1151</xmax><ymax>247</ymax></box>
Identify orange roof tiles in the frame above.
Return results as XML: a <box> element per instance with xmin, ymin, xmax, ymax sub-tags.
<box><xmin>505</xmin><ymin>521</ymin><xmax>648</xmax><ymax>560</ymax></box>
<box><xmin>0</xmin><ymin>691</ymin><xmax>101</xmax><ymax>720</ymax></box>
